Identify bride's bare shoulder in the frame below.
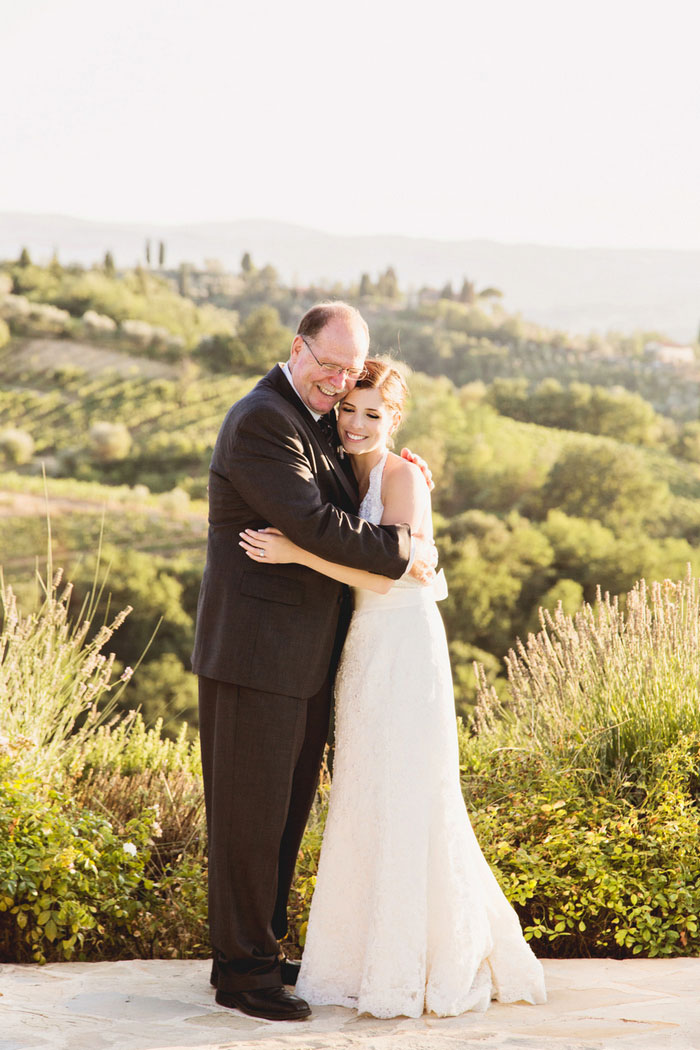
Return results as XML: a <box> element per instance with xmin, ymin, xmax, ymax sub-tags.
<box><xmin>382</xmin><ymin>452</ymin><xmax>426</xmax><ymax>498</ymax></box>
<box><xmin>381</xmin><ymin>452</ymin><xmax>430</xmax><ymax>529</ymax></box>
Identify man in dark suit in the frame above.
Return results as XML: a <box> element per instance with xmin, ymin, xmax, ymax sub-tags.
<box><xmin>192</xmin><ymin>302</ymin><xmax>427</xmax><ymax>1021</ymax></box>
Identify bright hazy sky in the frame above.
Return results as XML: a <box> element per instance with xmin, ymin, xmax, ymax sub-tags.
<box><xmin>2</xmin><ymin>0</ymin><xmax>699</xmax><ymax>249</ymax></box>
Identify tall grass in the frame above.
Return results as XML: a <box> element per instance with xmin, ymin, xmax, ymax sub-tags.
<box><xmin>474</xmin><ymin>568</ymin><xmax>700</xmax><ymax>784</ymax></box>
<box><xmin>0</xmin><ymin>565</ymin><xmax>135</xmax><ymax>777</ymax></box>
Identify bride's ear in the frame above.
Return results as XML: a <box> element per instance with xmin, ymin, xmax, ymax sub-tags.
<box><xmin>386</xmin><ymin>414</ymin><xmax>400</xmax><ymax>449</ymax></box>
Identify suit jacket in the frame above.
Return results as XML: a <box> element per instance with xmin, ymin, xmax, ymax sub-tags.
<box><xmin>191</xmin><ymin>365</ymin><xmax>411</xmax><ymax>698</ymax></box>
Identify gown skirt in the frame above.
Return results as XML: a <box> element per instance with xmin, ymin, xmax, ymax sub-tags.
<box><xmin>296</xmin><ymin>574</ymin><xmax>547</xmax><ymax>1018</ymax></box>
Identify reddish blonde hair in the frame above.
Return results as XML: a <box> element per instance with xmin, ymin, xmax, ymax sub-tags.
<box><xmin>354</xmin><ymin>358</ymin><xmax>408</xmax><ymax>421</ymax></box>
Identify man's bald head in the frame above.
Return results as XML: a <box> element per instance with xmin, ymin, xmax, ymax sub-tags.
<box><xmin>297</xmin><ymin>301</ymin><xmax>369</xmax><ymax>344</ymax></box>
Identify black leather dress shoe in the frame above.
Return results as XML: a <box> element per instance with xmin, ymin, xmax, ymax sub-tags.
<box><xmin>280</xmin><ymin>957</ymin><xmax>301</xmax><ymax>986</ymax></box>
<box><xmin>215</xmin><ymin>985</ymin><xmax>311</xmax><ymax>1021</ymax></box>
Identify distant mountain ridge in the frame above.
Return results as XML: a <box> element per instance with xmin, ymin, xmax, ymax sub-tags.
<box><xmin>1</xmin><ymin>213</ymin><xmax>698</xmax><ymax>341</ymax></box>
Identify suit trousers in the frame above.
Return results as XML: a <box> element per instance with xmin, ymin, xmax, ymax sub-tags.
<box><xmin>198</xmin><ymin>673</ymin><xmax>332</xmax><ymax>993</ymax></box>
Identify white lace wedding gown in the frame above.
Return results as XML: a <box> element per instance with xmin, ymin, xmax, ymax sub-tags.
<box><xmin>296</xmin><ymin>451</ymin><xmax>546</xmax><ymax>1018</ymax></box>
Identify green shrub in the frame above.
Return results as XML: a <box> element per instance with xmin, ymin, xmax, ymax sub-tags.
<box><xmin>73</xmin><ymin>718</ymin><xmax>205</xmax><ymax>887</ymax></box>
<box><xmin>0</xmin><ymin>761</ymin><xmax>158</xmax><ymax>962</ymax></box>
<box><xmin>88</xmin><ymin>421</ymin><xmax>132</xmax><ymax>462</ymax></box>
<box><xmin>0</xmin><ymin>427</ymin><xmax>34</xmax><ymax>465</ymax></box>
<box><xmin>137</xmin><ymin>852</ymin><xmax>209</xmax><ymax>958</ymax></box>
<box><xmin>462</xmin><ymin>739</ymin><xmax>700</xmax><ymax>958</ymax></box>
<box><xmin>69</xmin><ymin>760</ymin><xmax>209</xmax><ymax>960</ymax></box>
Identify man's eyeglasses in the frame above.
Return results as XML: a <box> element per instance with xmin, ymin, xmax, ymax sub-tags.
<box><xmin>301</xmin><ymin>336</ymin><xmax>368</xmax><ymax>380</ymax></box>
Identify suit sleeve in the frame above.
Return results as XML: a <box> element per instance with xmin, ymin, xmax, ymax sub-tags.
<box><xmin>224</xmin><ymin>403</ymin><xmax>410</xmax><ymax>579</ymax></box>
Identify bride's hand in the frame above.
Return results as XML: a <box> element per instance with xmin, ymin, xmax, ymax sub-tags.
<box><xmin>409</xmin><ymin>535</ymin><xmax>438</xmax><ymax>584</ymax></box>
<box><xmin>239</xmin><ymin>527</ymin><xmax>298</xmax><ymax>564</ymax></box>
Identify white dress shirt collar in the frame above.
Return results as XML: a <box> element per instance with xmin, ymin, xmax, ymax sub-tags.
<box><xmin>281</xmin><ymin>361</ymin><xmax>322</xmax><ymax>421</ymax></box>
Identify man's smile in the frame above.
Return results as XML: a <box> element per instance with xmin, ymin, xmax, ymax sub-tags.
<box><xmin>317</xmin><ymin>382</ymin><xmax>344</xmax><ymax>398</ymax></box>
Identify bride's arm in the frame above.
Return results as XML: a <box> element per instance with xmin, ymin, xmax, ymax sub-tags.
<box><xmin>239</xmin><ymin>528</ymin><xmax>394</xmax><ymax>593</ymax></box>
<box><xmin>239</xmin><ymin>458</ymin><xmax>432</xmax><ymax>594</ymax></box>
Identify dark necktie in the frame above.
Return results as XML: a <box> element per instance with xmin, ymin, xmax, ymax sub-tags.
<box><xmin>318</xmin><ymin>413</ymin><xmax>336</xmax><ymax>447</ymax></box>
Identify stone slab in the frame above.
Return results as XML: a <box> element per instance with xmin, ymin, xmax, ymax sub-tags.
<box><xmin>0</xmin><ymin>958</ymin><xmax>698</xmax><ymax>1050</ymax></box>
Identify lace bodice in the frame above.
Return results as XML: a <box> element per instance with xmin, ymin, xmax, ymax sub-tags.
<box><xmin>355</xmin><ymin>449</ymin><xmax>447</xmax><ymax>606</ymax></box>
<box><xmin>358</xmin><ymin>449</ymin><xmax>388</xmax><ymax>525</ymax></box>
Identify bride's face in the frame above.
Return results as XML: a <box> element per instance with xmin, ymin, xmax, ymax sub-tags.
<box><xmin>337</xmin><ymin>386</ymin><xmax>398</xmax><ymax>456</ymax></box>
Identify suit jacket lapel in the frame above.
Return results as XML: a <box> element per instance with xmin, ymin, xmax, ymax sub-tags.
<box><xmin>260</xmin><ymin>366</ymin><xmax>359</xmax><ymax>509</ymax></box>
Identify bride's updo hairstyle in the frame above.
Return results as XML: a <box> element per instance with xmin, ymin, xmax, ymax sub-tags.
<box><xmin>353</xmin><ymin>358</ymin><xmax>409</xmax><ymax>429</ymax></box>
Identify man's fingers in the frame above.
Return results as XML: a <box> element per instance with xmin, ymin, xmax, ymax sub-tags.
<box><xmin>401</xmin><ymin>447</ymin><xmax>435</xmax><ymax>491</ymax></box>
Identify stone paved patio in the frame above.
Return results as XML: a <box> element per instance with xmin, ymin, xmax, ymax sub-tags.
<box><xmin>1</xmin><ymin>957</ymin><xmax>698</xmax><ymax>1050</ymax></box>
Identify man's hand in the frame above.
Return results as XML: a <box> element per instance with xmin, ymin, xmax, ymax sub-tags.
<box><xmin>408</xmin><ymin>535</ymin><xmax>438</xmax><ymax>584</ymax></box>
<box><xmin>401</xmin><ymin>447</ymin><xmax>434</xmax><ymax>491</ymax></box>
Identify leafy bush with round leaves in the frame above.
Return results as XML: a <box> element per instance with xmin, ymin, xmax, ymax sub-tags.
<box><xmin>462</xmin><ymin>738</ymin><xmax>700</xmax><ymax>958</ymax></box>
<box><xmin>0</xmin><ymin>762</ymin><xmax>157</xmax><ymax>962</ymax></box>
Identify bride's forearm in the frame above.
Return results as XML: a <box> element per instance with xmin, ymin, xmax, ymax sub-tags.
<box><xmin>240</xmin><ymin>528</ymin><xmax>393</xmax><ymax>593</ymax></box>
<box><xmin>296</xmin><ymin>548</ymin><xmax>393</xmax><ymax>593</ymax></box>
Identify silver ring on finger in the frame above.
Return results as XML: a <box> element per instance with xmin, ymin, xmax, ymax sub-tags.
<box><xmin>258</xmin><ymin>548</ymin><xmax>265</xmax><ymax>557</ymax></box>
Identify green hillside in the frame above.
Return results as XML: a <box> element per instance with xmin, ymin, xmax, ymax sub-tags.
<box><xmin>2</xmin><ymin>254</ymin><xmax>700</xmax><ymax>729</ymax></box>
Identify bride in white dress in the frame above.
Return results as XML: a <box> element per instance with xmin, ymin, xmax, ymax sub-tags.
<box><xmin>240</xmin><ymin>359</ymin><xmax>546</xmax><ymax>1018</ymax></box>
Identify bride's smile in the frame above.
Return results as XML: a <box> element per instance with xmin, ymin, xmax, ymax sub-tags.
<box><xmin>338</xmin><ymin>388</ymin><xmax>398</xmax><ymax>459</ymax></box>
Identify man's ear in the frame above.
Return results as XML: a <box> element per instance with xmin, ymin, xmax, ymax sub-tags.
<box><xmin>289</xmin><ymin>334</ymin><xmax>303</xmax><ymax>369</ymax></box>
